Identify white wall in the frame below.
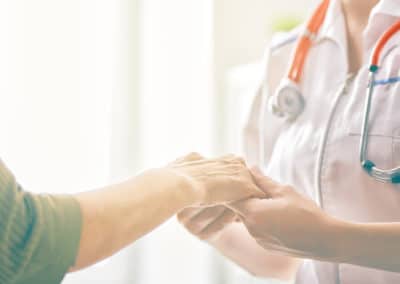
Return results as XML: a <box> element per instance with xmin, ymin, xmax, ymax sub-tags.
<box><xmin>0</xmin><ymin>1</ymin><xmax>136</xmax><ymax>283</ymax></box>
<box><xmin>0</xmin><ymin>0</ymin><xmax>115</xmax><ymax>193</ymax></box>
<box><xmin>0</xmin><ymin>1</ymin><xmax>317</xmax><ymax>283</ymax></box>
<box><xmin>212</xmin><ymin>0</ymin><xmax>318</xmax><ymax>153</ymax></box>
<box><xmin>135</xmin><ymin>0</ymin><xmax>218</xmax><ymax>283</ymax></box>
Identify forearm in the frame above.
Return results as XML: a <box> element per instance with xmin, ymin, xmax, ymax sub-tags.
<box><xmin>330</xmin><ymin>219</ymin><xmax>400</xmax><ymax>272</ymax></box>
<box><xmin>210</xmin><ymin>222</ymin><xmax>300</xmax><ymax>281</ymax></box>
<box><xmin>71</xmin><ymin>169</ymin><xmax>195</xmax><ymax>271</ymax></box>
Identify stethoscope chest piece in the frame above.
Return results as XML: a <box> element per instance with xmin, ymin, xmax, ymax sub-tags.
<box><xmin>267</xmin><ymin>0</ymin><xmax>330</xmax><ymax>122</ymax></box>
<box><xmin>269</xmin><ymin>79</ymin><xmax>305</xmax><ymax>121</ymax></box>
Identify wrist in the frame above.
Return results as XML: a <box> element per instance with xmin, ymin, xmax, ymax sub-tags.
<box><xmin>162</xmin><ymin>166</ymin><xmax>206</xmax><ymax>206</ymax></box>
<box><xmin>320</xmin><ymin>215</ymin><xmax>358</xmax><ymax>263</ymax></box>
<box><xmin>150</xmin><ymin>167</ymin><xmax>200</xmax><ymax>208</ymax></box>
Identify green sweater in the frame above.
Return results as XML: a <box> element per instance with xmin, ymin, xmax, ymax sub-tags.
<box><xmin>0</xmin><ymin>160</ymin><xmax>82</xmax><ymax>284</ymax></box>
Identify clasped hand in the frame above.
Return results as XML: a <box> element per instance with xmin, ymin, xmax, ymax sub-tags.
<box><xmin>167</xmin><ymin>153</ymin><xmax>265</xmax><ymax>206</ymax></box>
<box><xmin>178</xmin><ymin>160</ymin><xmax>336</xmax><ymax>261</ymax></box>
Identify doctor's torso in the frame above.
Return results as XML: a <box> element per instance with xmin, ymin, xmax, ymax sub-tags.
<box><xmin>243</xmin><ymin>0</ymin><xmax>400</xmax><ymax>283</ymax></box>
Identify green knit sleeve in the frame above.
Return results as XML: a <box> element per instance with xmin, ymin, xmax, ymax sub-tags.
<box><xmin>0</xmin><ymin>160</ymin><xmax>82</xmax><ymax>284</ymax></box>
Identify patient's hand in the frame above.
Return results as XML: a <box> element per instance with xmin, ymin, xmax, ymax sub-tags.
<box><xmin>168</xmin><ymin>153</ymin><xmax>264</xmax><ymax>206</ymax></box>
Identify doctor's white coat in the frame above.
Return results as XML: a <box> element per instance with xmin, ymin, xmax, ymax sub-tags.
<box><xmin>243</xmin><ymin>0</ymin><xmax>400</xmax><ymax>283</ymax></box>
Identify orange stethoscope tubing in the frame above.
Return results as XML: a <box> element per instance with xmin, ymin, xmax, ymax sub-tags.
<box><xmin>289</xmin><ymin>0</ymin><xmax>400</xmax><ymax>80</ymax></box>
<box><xmin>370</xmin><ymin>20</ymin><xmax>400</xmax><ymax>72</ymax></box>
<box><xmin>288</xmin><ymin>0</ymin><xmax>330</xmax><ymax>83</ymax></box>
<box><xmin>280</xmin><ymin>0</ymin><xmax>400</xmax><ymax>183</ymax></box>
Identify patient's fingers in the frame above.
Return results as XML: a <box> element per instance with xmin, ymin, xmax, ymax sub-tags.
<box><xmin>198</xmin><ymin>209</ymin><xmax>236</xmax><ymax>240</ymax></box>
<box><xmin>184</xmin><ymin>207</ymin><xmax>226</xmax><ymax>234</ymax></box>
<box><xmin>178</xmin><ymin>206</ymin><xmax>237</xmax><ymax>241</ymax></box>
<box><xmin>190</xmin><ymin>206</ymin><xmax>225</xmax><ymax>223</ymax></box>
<box><xmin>184</xmin><ymin>152</ymin><xmax>204</xmax><ymax>161</ymax></box>
<box><xmin>171</xmin><ymin>152</ymin><xmax>204</xmax><ymax>165</ymax></box>
<box><xmin>177</xmin><ymin>207</ymin><xmax>204</xmax><ymax>223</ymax></box>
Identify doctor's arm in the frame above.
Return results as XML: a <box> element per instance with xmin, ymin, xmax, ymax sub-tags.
<box><xmin>210</xmin><ymin>222</ymin><xmax>301</xmax><ymax>280</ymax></box>
<box><xmin>228</xmin><ymin>168</ymin><xmax>400</xmax><ymax>273</ymax></box>
<box><xmin>178</xmin><ymin>206</ymin><xmax>300</xmax><ymax>281</ymax></box>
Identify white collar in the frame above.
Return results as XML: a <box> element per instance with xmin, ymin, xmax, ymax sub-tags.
<box><xmin>314</xmin><ymin>0</ymin><xmax>400</xmax><ymax>69</ymax></box>
<box><xmin>364</xmin><ymin>0</ymin><xmax>400</xmax><ymax>53</ymax></box>
<box><xmin>317</xmin><ymin>0</ymin><xmax>400</xmax><ymax>43</ymax></box>
<box><xmin>317</xmin><ymin>0</ymin><xmax>349</xmax><ymax>71</ymax></box>
<box><xmin>318</xmin><ymin>0</ymin><xmax>345</xmax><ymax>43</ymax></box>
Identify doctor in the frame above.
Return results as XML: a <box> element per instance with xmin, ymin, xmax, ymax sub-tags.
<box><xmin>179</xmin><ymin>0</ymin><xmax>400</xmax><ymax>283</ymax></box>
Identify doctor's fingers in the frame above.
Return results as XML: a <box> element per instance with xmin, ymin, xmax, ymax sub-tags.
<box><xmin>250</xmin><ymin>167</ymin><xmax>285</xmax><ymax>197</ymax></box>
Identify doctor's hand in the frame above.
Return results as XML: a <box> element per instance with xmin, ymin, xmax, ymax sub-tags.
<box><xmin>228</xmin><ymin>168</ymin><xmax>339</xmax><ymax>260</ymax></box>
<box><xmin>167</xmin><ymin>153</ymin><xmax>264</xmax><ymax>206</ymax></box>
<box><xmin>178</xmin><ymin>206</ymin><xmax>237</xmax><ymax>241</ymax></box>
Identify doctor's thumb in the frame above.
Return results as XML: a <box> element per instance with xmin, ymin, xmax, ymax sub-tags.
<box><xmin>250</xmin><ymin>167</ymin><xmax>280</xmax><ymax>197</ymax></box>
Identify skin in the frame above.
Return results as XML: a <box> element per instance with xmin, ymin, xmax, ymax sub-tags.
<box><xmin>179</xmin><ymin>0</ymin><xmax>383</xmax><ymax>280</ymax></box>
<box><xmin>178</xmin><ymin>207</ymin><xmax>299</xmax><ymax>281</ymax></box>
<box><xmin>342</xmin><ymin>0</ymin><xmax>379</xmax><ymax>72</ymax></box>
<box><xmin>229</xmin><ymin>168</ymin><xmax>400</xmax><ymax>272</ymax></box>
<box><xmin>69</xmin><ymin>153</ymin><xmax>264</xmax><ymax>271</ymax></box>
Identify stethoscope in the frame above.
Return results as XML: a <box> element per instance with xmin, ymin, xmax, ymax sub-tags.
<box><xmin>267</xmin><ymin>0</ymin><xmax>400</xmax><ymax>184</ymax></box>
